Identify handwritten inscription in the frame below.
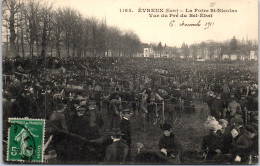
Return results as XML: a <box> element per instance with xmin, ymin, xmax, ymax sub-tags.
<box><xmin>169</xmin><ymin>20</ymin><xmax>214</xmax><ymax>30</ymax></box>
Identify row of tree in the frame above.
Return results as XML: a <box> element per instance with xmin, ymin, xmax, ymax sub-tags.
<box><xmin>182</xmin><ymin>37</ymin><xmax>258</xmax><ymax>59</ymax></box>
<box><xmin>149</xmin><ymin>37</ymin><xmax>257</xmax><ymax>59</ymax></box>
<box><xmin>2</xmin><ymin>0</ymin><xmax>142</xmax><ymax>58</ymax></box>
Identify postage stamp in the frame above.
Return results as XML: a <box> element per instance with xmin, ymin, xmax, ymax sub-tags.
<box><xmin>7</xmin><ymin>118</ymin><xmax>45</xmax><ymax>162</ymax></box>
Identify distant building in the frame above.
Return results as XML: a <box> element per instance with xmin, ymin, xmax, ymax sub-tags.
<box><xmin>105</xmin><ymin>50</ymin><xmax>112</xmax><ymax>57</ymax></box>
<box><xmin>154</xmin><ymin>52</ymin><xmax>161</xmax><ymax>58</ymax></box>
<box><xmin>144</xmin><ymin>47</ymin><xmax>154</xmax><ymax>57</ymax></box>
<box><xmin>230</xmin><ymin>54</ymin><xmax>237</xmax><ymax>61</ymax></box>
<box><xmin>222</xmin><ymin>54</ymin><xmax>229</xmax><ymax>60</ymax></box>
<box><xmin>250</xmin><ymin>51</ymin><xmax>257</xmax><ymax>60</ymax></box>
<box><xmin>133</xmin><ymin>53</ymin><xmax>143</xmax><ymax>57</ymax></box>
<box><xmin>180</xmin><ymin>55</ymin><xmax>185</xmax><ymax>59</ymax></box>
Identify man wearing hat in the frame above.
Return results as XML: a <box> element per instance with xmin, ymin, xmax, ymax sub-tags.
<box><xmin>211</xmin><ymin>94</ymin><xmax>223</xmax><ymax>120</ymax></box>
<box><xmin>49</xmin><ymin>103</ymin><xmax>68</xmax><ymax>161</ymax></box>
<box><xmin>104</xmin><ymin>128</ymin><xmax>129</xmax><ymax>163</ymax></box>
<box><xmin>158</xmin><ymin>124</ymin><xmax>182</xmax><ymax>163</ymax></box>
<box><xmin>229</xmin><ymin>110</ymin><xmax>246</xmax><ymax>135</ymax></box>
<box><xmin>232</xmin><ymin>125</ymin><xmax>256</xmax><ymax>163</ymax></box>
<box><xmin>239</xmin><ymin>95</ymin><xmax>248</xmax><ymax>122</ymax></box>
<box><xmin>67</xmin><ymin>104</ymin><xmax>90</xmax><ymax>161</ymax></box>
<box><xmin>108</xmin><ymin>95</ymin><xmax>122</xmax><ymax>129</ymax></box>
<box><xmin>201</xmin><ymin>117</ymin><xmax>222</xmax><ymax>160</ymax></box>
<box><xmin>120</xmin><ymin>109</ymin><xmax>132</xmax><ymax>161</ymax></box>
<box><xmin>86</xmin><ymin>101</ymin><xmax>104</xmax><ymax>140</ymax></box>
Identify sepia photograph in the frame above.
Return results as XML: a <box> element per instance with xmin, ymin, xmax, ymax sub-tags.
<box><xmin>1</xmin><ymin>0</ymin><xmax>258</xmax><ymax>164</ymax></box>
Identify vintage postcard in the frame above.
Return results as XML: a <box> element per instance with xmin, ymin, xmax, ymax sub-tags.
<box><xmin>2</xmin><ymin>0</ymin><xmax>258</xmax><ymax>164</ymax></box>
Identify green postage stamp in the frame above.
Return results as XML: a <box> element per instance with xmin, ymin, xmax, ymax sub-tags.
<box><xmin>7</xmin><ymin>118</ymin><xmax>45</xmax><ymax>162</ymax></box>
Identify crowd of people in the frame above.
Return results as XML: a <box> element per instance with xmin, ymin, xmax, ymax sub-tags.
<box><xmin>2</xmin><ymin>56</ymin><xmax>258</xmax><ymax>164</ymax></box>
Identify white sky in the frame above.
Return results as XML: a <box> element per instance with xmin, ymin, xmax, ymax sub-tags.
<box><xmin>44</xmin><ymin>0</ymin><xmax>258</xmax><ymax>47</ymax></box>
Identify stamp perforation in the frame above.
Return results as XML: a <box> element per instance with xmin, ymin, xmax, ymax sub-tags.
<box><xmin>6</xmin><ymin>118</ymin><xmax>45</xmax><ymax>163</ymax></box>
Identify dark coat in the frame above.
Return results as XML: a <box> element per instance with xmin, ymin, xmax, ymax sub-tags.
<box><xmin>104</xmin><ymin>140</ymin><xmax>129</xmax><ymax>163</ymax></box>
<box><xmin>68</xmin><ymin>115</ymin><xmax>88</xmax><ymax>138</ymax></box>
<box><xmin>211</xmin><ymin>98</ymin><xmax>223</xmax><ymax>119</ymax></box>
<box><xmin>201</xmin><ymin>130</ymin><xmax>222</xmax><ymax>160</ymax></box>
<box><xmin>49</xmin><ymin>111</ymin><xmax>68</xmax><ymax>161</ymax></box>
<box><xmin>158</xmin><ymin>133</ymin><xmax>182</xmax><ymax>156</ymax></box>
<box><xmin>234</xmin><ymin>133</ymin><xmax>252</xmax><ymax>152</ymax></box>
<box><xmin>50</xmin><ymin>111</ymin><xmax>67</xmax><ymax>131</ymax></box>
<box><xmin>221</xmin><ymin>129</ymin><xmax>240</xmax><ymax>154</ymax></box>
<box><xmin>120</xmin><ymin>118</ymin><xmax>131</xmax><ymax>147</ymax></box>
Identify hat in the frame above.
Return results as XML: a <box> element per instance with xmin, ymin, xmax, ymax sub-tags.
<box><xmin>136</xmin><ymin>142</ymin><xmax>144</xmax><ymax>149</ymax></box>
<box><xmin>218</xmin><ymin>119</ymin><xmax>228</xmax><ymax>126</ymax></box>
<box><xmin>88</xmin><ymin>100</ymin><xmax>96</xmax><ymax>105</ymax></box>
<box><xmin>108</xmin><ymin>128</ymin><xmax>124</xmax><ymax>136</ymax></box>
<box><xmin>230</xmin><ymin>116</ymin><xmax>244</xmax><ymax>126</ymax></box>
<box><xmin>246</xmin><ymin>125</ymin><xmax>256</xmax><ymax>134</ymax></box>
<box><xmin>160</xmin><ymin>123</ymin><xmax>172</xmax><ymax>131</ymax></box>
<box><xmin>76</xmin><ymin>105</ymin><xmax>86</xmax><ymax>111</ymax></box>
<box><xmin>56</xmin><ymin>103</ymin><xmax>65</xmax><ymax>110</ymax></box>
<box><xmin>122</xmin><ymin>109</ymin><xmax>132</xmax><ymax>114</ymax></box>
<box><xmin>88</xmin><ymin>104</ymin><xmax>96</xmax><ymax>110</ymax></box>
<box><xmin>241</xmin><ymin>95</ymin><xmax>246</xmax><ymax>99</ymax></box>
<box><xmin>79</xmin><ymin>100</ymin><xmax>87</xmax><ymax>107</ymax></box>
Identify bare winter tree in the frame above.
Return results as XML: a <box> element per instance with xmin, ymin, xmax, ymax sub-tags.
<box><xmin>59</xmin><ymin>7</ymin><xmax>79</xmax><ymax>57</ymax></box>
<box><xmin>2</xmin><ymin>0</ymin><xmax>23</xmax><ymax>57</ymax></box>
<box><xmin>40</xmin><ymin>2</ymin><xmax>53</xmax><ymax>58</ymax></box>
<box><xmin>53</xmin><ymin>8</ymin><xmax>64</xmax><ymax>58</ymax></box>
<box><xmin>107</xmin><ymin>26</ymin><xmax>122</xmax><ymax>56</ymax></box>
<box><xmin>23</xmin><ymin>0</ymin><xmax>42</xmax><ymax>57</ymax></box>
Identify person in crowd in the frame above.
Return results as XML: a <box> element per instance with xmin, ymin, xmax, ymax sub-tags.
<box><xmin>3</xmin><ymin>92</ymin><xmax>13</xmax><ymax>120</ymax></box>
<box><xmin>231</xmin><ymin>125</ymin><xmax>256</xmax><ymax>163</ymax></box>
<box><xmin>108</xmin><ymin>95</ymin><xmax>122</xmax><ymax>129</ymax></box>
<box><xmin>86</xmin><ymin>101</ymin><xmax>104</xmax><ymax>140</ymax></box>
<box><xmin>67</xmin><ymin>104</ymin><xmax>90</xmax><ymax>161</ymax></box>
<box><xmin>221</xmin><ymin>125</ymin><xmax>240</xmax><ymax>156</ymax></box>
<box><xmin>201</xmin><ymin>117</ymin><xmax>222</xmax><ymax>161</ymax></box>
<box><xmin>248</xmin><ymin>123</ymin><xmax>258</xmax><ymax>163</ymax></box>
<box><xmin>227</xmin><ymin>96</ymin><xmax>241</xmax><ymax>121</ymax></box>
<box><xmin>229</xmin><ymin>110</ymin><xmax>246</xmax><ymax>135</ymax></box>
<box><xmin>104</xmin><ymin>128</ymin><xmax>129</xmax><ymax>163</ymax></box>
<box><xmin>139</xmin><ymin>93</ymin><xmax>148</xmax><ymax>130</ymax></box>
<box><xmin>217</xmin><ymin>119</ymin><xmax>228</xmax><ymax>136</ymax></box>
<box><xmin>120</xmin><ymin>109</ymin><xmax>133</xmax><ymax>161</ymax></box>
<box><xmin>211</xmin><ymin>94</ymin><xmax>223</xmax><ymax>120</ymax></box>
<box><xmin>49</xmin><ymin>103</ymin><xmax>68</xmax><ymax>162</ymax></box>
<box><xmin>158</xmin><ymin>123</ymin><xmax>182</xmax><ymax>163</ymax></box>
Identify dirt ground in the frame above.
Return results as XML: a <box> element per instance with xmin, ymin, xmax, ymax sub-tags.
<box><xmin>100</xmin><ymin>101</ymin><xmax>210</xmax><ymax>160</ymax></box>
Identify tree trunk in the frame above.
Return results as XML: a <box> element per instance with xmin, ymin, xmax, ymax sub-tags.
<box><xmin>50</xmin><ymin>45</ymin><xmax>53</xmax><ymax>57</ymax></box>
<box><xmin>21</xmin><ymin>27</ymin><xmax>25</xmax><ymax>58</ymax></box>
<box><xmin>36</xmin><ymin>41</ymin><xmax>40</xmax><ymax>56</ymax></box>
<box><xmin>72</xmin><ymin>47</ymin><xmax>75</xmax><ymax>57</ymax></box>
<box><xmin>29</xmin><ymin>43</ymin><xmax>33</xmax><ymax>57</ymax></box>
<box><xmin>9</xmin><ymin>9</ymin><xmax>16</xmax><ymax>57</ymax></box>
<box><xmin>84</xmin><ymin>49</ymin><xmax>86</xmax><ymax>57</ymax></box>
<box><xmin>32</xmin><ymin>42</ymin><xmax>35</xmax><ymax>57</ymax></box>
<box><xmin>56</xmin><ymin>39</ymin><xmax>60</xmax><ymax>58</ymax></box>
<box><xmin>41</xmin><ymin>22</ymin><xmax>47</xmax><ymax>59</ymax></box>
<box><xmin>67</xmin><ymin>45</ymin><xmax>70</xmax><ymax>58</ymax></box>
